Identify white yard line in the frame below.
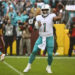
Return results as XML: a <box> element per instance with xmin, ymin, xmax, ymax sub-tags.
<box><xmin>5</xmin><ymin>56</ymin><xmax>75</xmax><ymax>59</ymax></box>
<box><xmin>3</xmin><ymin>61</ymin><xmax>24</xmax><ymax>75</ymax></box>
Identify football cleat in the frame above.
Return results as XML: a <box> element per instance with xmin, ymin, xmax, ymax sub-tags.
<box><xmin>23</xmin><ymin>64</ymin><xmax>31</xmax><ymax>72</ymax></box>
<box><xmin>46</xmin><ymin>65</ymin><xmax>52</xmax><ymax>73</ymax></box>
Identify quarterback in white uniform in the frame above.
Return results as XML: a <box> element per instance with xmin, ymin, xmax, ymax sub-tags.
<box><xmin>37</xmin><ymin>14</ymin><xmax>56</xmax><ymax>36</ymax></box>
<box><xmin>23</xmin><ymin>4</ymin><xmax>62</xmax><ymax>73</ymax></box>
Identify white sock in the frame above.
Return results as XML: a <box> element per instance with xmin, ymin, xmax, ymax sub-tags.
<box><xmin>47</xmin><ymin>65</ymin><xmax>51</xmax><ymax>68</ymax></box>
<box><xmin>27</xmin><ymin>63</ymin><xmax>31</xmax><ymax>67</ymax></box>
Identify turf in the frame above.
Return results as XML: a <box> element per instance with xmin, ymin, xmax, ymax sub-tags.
<box><xmin>0</xmin><ymin>56</ymin><xmax>75</xmax><ymax>75</ymax></box>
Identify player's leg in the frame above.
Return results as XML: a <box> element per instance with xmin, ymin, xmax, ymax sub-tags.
<box><xmin>29</xmin><ymin>36</ymin><xmax>42</xmax><ymax>63</ymax></box>
<box><xmin>23</xmin><ymin>36</ymin><xmax>42</xmax><ymax>72</ymax></box>
<box><xmin>0</xmin><ymin>37</ymin><xmax>5</xmax><ymax>61</ymax></box>
<box><xmin>46</xmin><ymin>36</ymin><xmax>54</xmax><ymax>73</ymax></box>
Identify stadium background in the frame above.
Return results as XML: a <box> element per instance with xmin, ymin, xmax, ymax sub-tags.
<box><xmin>6</xmin><ymin>24</ymin><xmax>75</xmax><ymax>55</ymax></box>
<box><xmin>0</xmin><ymin>0</ymin><xmax>75</xmax><ymax>56</ymax></box>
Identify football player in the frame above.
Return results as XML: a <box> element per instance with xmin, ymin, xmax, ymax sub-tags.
<box><xmin>23</xmin><ymin>4</ymin><xmax>62</xmax><ymax>73</ymax></box>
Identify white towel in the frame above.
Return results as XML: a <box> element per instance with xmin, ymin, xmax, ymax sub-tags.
<box><xmin>38</xmin><ymin>37</ymin><xmax>46</xmax><ymax>51</ymax></box>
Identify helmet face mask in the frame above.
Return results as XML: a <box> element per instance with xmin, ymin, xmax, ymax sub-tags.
<box><xmin>41</xmin><ymin>4</ymin><xmax>50</xmax><ymax>17</ymax></box>
<box><xmin>42</xmin><ymin>9</ymin><xmax>49</xmax><ymax>17</ymax></box>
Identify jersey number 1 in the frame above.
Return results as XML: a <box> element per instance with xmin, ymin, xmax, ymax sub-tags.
<box><xmin>43</xmin><ymin>23</ymin><xmax>46</xmax><ymax>32</ymax></box>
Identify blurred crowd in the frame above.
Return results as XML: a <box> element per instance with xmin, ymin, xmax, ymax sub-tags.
<box><xmin>0</xmin><ymin>0</ymin><xmax>75</xmax><ymax>56</ymax></box>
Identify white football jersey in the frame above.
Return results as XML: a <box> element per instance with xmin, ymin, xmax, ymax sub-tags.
<box><xmin>36</xmin><ymin>13</ymin><xmax>56</xmax><ymax>37</ymax></box>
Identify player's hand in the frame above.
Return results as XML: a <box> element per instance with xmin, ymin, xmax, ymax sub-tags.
<box><xmin>38</xmin><ymin>21</ymin><xmax>41</xmax><ymax>27</ymax></box>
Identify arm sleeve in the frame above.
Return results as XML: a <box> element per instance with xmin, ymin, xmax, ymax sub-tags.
<box><xmin>52</xmin><ymin>13</ymin><xmax>56</xmax><ymax>20</ymax></box>
<box><xmin>36</xmin><ymin>16</ymin><xmax>40</xmax><ymax>22</ymax></box>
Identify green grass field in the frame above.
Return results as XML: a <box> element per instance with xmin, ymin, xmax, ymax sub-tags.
<box><xmin>0</xmin><ymin>56</ymin><xmax>75</xmax><ymax>75</ymax></box>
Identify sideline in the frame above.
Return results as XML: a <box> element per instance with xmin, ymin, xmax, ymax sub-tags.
<box><xmin>5</xmin><ymin>56</ymin><xmax>75</xmax><ymax>59</ymax></box>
